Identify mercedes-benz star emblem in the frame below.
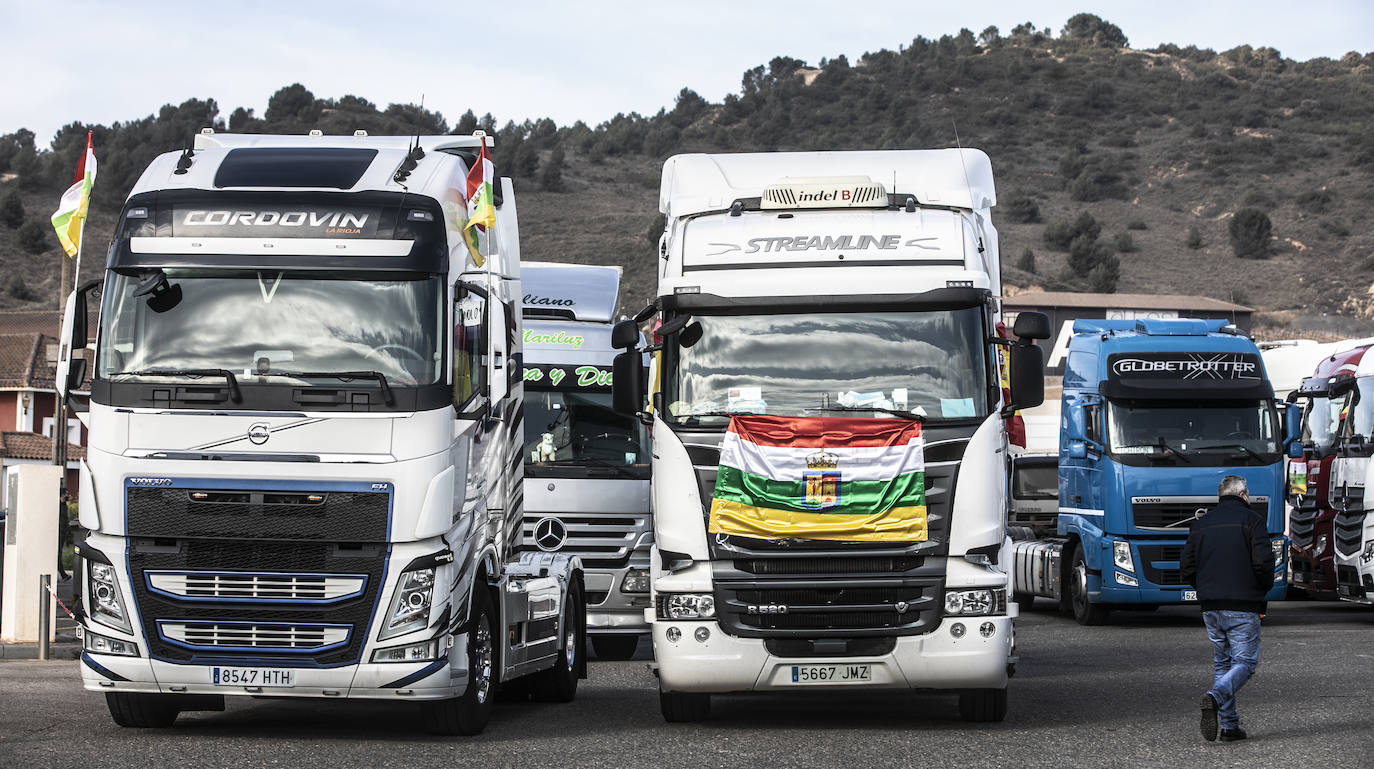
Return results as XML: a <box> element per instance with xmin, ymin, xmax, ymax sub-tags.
<box><xmin>248</xmin><ymin>423</ymin><xmax>271</xmax><ymax>445</ymax></box>
<box><xmin>533</xmin><ymin>516</ymin><xmax>568</xmax><ymax>552</ymax></box>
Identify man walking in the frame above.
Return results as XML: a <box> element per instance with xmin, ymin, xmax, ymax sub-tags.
<box><xmin>1181</xmin><ymin>475</ymin><xmax>1276</xmax><ymax>742</ymax></box>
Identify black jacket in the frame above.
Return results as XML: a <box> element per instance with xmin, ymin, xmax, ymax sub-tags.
<box><xmin>1180</xmin><ymin>495</ymin><xmax>1275</xmax><ymax>613</ymax></box>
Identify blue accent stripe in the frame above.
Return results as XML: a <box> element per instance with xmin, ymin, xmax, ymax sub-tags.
<box><xmin>380</xmin><ymin>656</ymin><xmax>449</xmax><ymax>688</ymax></box>
<box><xmin>81</xmin><ymin>652</ymin><xmax>130</xmax><ymax>681</ymax></box>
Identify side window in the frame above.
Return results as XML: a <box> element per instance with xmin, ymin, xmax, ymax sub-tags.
<box><xmin>454</xmin><ymin>286</ymin><xmax>488</xmax><ymax>409</ymax></box>
<box><xmin>1085</xmin><ymin>403</ymin><xmax>1101</xmax><ymax>445</ymax></box>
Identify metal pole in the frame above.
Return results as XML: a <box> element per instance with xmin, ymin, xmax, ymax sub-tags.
<box><xmin>38</xmin><ymin>574</ymin><xmax>51</xmax><ymax>660</ymax></box>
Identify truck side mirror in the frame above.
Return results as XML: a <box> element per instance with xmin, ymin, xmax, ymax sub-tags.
<box><xmin>1008</xmin><ymin>342</ymin><xmax>1044</xmax><ymax>410</ymax></box>
<box><xmin>1284</xmin><ymin>402</ymin><xmax>1302</xmax><ymax>455</ymax></box>
<box><xmin>56</xmin><ymin>279</ymin><xmax>101</xmax><ymax>398</ymax></box>
<box><xmin>1012</xmin><ymin>311</ymin><xmax>1051</xmax><ymax>341</ymax></box>
<box><xmin>611</xmin><ymin>319</ymin><xmax>640</xmax><ymax>351</ymax></box>
<box><xmin>1067</xmin><ymin>441</ymin><xmax>1088</xmax><ymax>460</ymax></box>
<box><xmin>1064</xmin><ymin>403</ymin><xmax>1089</xmax><ymax>444</ymax></box>
<box><xmin>611</xmin><ymin>350</ymin><xmax>646</xmax><ymax>419</ymax></box>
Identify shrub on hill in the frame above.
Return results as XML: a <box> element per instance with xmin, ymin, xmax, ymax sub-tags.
<box><xmin>1229</xmin><ymin>208</ymin><xmax>1273</xmax><ymax>259</ymax></box>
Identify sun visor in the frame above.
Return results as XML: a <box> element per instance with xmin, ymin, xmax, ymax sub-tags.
<box><xmin>1101</xmin><ymin>352</ymin><xmax>1273</xmax><ymax>400</ymax></box>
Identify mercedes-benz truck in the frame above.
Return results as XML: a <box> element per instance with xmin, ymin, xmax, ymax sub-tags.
<box><xmin>519</xmin><ymin>262</ymin><xmax>652</xmax><ymax>659</ymax></box>
<box><xmin>609</xmin><ymin>150</ymin><xmax>1048</xmax><ymax>723</ymax></box>
<box><xmin>1010</xmin><ymin>319</ymin><xmax>1294</xmax><ymax>624</ymax></box>
<box><xmin>58</xmin><ymin>131</ymin><xmax>585</xmax><ymax>735</ymax></box>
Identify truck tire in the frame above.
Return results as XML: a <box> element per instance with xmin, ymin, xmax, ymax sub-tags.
<box><xmin>958</xmin><ymin>688</ymin><xmax>1008</xmax><ymax>722</ymax></box>
<box><xmin>660</xmin><ymin>690</ymin><xmax>710</xmax><ymax>722</ymax></box>
<box><xmin>105</xmin><ymin>692</ymin><xmax>181</xmax><ymax>728</ymax></box>
<box><xmin>530</xmin><ymin>580</ymin><xmax>584</xmax><ymax>703</ymax></box>
<box><xmin>421</xmin><ymin>585</ymin><xmax>496</xmax><ymax>735</ymax></box>
<box><xmin>591</xmin><ymin>635</ymin><xmax>639</xmax><ymax>660</ymax></box>
<box><xmin>1068</xmin><ymin>545</ymin><xmax>1111</xmax><ymax>626</ymax></box>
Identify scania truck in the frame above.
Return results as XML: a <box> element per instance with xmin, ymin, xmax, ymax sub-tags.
<box><xmin>1286</xmin><ymin>344</ymin><xmax>1370</xmax><ymax>598</ymax></box>
<box><xmin>610</xmin><ymin>150</ymin><xmax>1049</xmax><ymax>722</ymax></box>
<box><xmin>519</xmin><ymin>262</ymin><xmax>652</xmax><ymax>659</ymax></box>
<box><xmin>57</xmin><ymin>131</ymin><xmax>585</xmax><ymax>735</ymax></box>
<box><xmin>1010</xmin><ymin>319</ymin><xmax>1293</xmax><ymax>624</ymax></box>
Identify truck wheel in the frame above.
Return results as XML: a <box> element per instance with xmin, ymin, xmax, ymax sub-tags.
<box><xmin>530</xmin><ymin>580</ymin><xmax>584</xmax><ymax>703</ymax></box>
<box><xmin>660</xmin><ymin>690</ymin><xmax>710</xmax><ymax>722</ymax></box>
<box><xmin>1069</xmin><ymin>545</ymin><xmax>1111</xmax><ymax>626</ymax></box>
<box><xmin>958</xmin><ymin>688</ymin><xmax>1008</xmax><ymax>722</ymax></box>
<box><xmin>421</xmin><ymin>586</ymin><xmax>496</xmax><ymax>735</ymax></box>
<box><xmin>591</xmin><ymin>635</ymin><xmax>639</xmax><ymax>660</ymax></box>
<box><xmin>105</xmin><ymin>692</ymin><xmax>180</xmax><ymax>728</ymax></box>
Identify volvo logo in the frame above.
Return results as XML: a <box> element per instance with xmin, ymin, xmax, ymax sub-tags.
<box><xmin>533</xmin><ymin>517</ymin><xmax>568</xmax><ymax>552</ymax></box>
<box><xmin>248</xmin><ymin>423</ymin><xmax>271</xmax><ymax>445</ymax></box>
<box><xmin>128</xmin><ymin>477</ymin><xmax>173</xmax><ymax>487</ymax></box>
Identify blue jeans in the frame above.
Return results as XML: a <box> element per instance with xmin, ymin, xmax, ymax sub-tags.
<box><xmin>1203</xmin><ymin>610</ymin><xmax>1261</xmax><ymax>730</ymax></box>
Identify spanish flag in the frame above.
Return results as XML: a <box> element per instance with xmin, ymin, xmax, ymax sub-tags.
<box><xmin>461</xmin><ymin>136</ymin><xmax>495</xmax><ymax>267</ymax></box>
<box><xmin>708</xmin><ymin>415</ymin><xmax>928</xmax><ymax>543</ymax></box>
<box><xmin>50</xmin><ymin>131</ymin><xmax>97</xmax><ymax>258</ymax></box>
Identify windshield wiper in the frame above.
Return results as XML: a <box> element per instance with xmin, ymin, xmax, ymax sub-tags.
<box><xmin>1154</xmin><ymin>437</ymin><xmax>1193</xmax><ymax>464</ymax></box>
<box><xmin>110</xmin><ymin>369</ymin><xmax>241</xmax><ymax>403</ymax></box>
<box><xmin>561</xmin><ymin>455</ymin><xmax>644</xmax><ymax>480</ymax></box>
<box><xmin>275</xmin><ymin>371</ymin><xmax>394</xmax><ymax>406</ymax></box>
<box><xmin>674</xmin><ymin>411</ymin><xmax>738</xmax><ymax>425</ymax></box>
<box><xmin>1190</xmin><ymin>443</ymin><xmax>1267</xmax><ymax>462</ymax></box>
<box><xmin>813</xmin><ymin>405</ymin><xmax>926</xmax><ymax>421</ymax></box>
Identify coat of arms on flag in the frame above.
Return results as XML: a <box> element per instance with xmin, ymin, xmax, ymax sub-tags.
<box><xmin>708</xmin><ymin>415</ymin><xmax>927</xmax><ymax>542</ymax></box>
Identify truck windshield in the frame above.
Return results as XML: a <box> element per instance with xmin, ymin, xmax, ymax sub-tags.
<box><xmin>524</xmin><ymin>389</ymin><xmax>650</xmax><ymax>476</ymax></box>
<box><xmin>97</xmin><ymin>269</ymin><xmax>444</xmax><ymax>386</ymax></box>
<box><xmin>1303</xmin><ymin>395</ymin><xmax>1344</xmax><ymax>452</ymax></box>
<box><xmin>1106</xmin><ymin>399</ymin><xmax>1279</xmax><ymax>465</ymax></box>
<box><xmin>663</xmin><ymin>307</ymin><xmax>989</xmax><ymax>425</ymax></box>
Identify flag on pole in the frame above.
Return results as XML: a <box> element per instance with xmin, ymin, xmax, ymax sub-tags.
<box><xmin>462</xmin><ymin>136</ymin><xmax>496</xmax><ymax>267</ymax></box>
<box><xmin>708</xmin><ymin>415</ymin><xmax>929</xmax><ymax>542</ymax></box>
<box><xmin>50</xmin><ymin>131</ymin><xmax>97</xmax><ymax>258</ymax></box>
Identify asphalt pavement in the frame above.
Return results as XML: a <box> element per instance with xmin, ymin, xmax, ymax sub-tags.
<box><xmin>1</xmin><ymin>600</ymin><xmax>1371</xmax><ymax>769</ymax></box>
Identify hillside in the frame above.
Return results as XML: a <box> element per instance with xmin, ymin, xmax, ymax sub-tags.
<box><xmin>3</xmin><ymin>15</ymin><xmax>1373</xmax><ymax>337</ymax></box>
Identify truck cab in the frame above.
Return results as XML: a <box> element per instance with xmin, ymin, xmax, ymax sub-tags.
<box><xmin>518</xmin><ymin>262</ymin><xmax>652</xmax><ymax>659</ymax></box>
<box><xmin>61</xmin><ymin>132</ymin><xmax>585</xmax><ymax>735</ymax></box>
<box><xmin>1287</xmin><ymin>345</ymin><xmax>1369</xmax><ymax>598</ymax></box>
<box><xmin>1017</xmin><ymin>318</ymin><xmax>1292</xmax><ymax>624</ymax></box>
<box><xmin>611</xmin><ymin>149</ymin><xmax>1047</xmax><ymax>723</ymax></box>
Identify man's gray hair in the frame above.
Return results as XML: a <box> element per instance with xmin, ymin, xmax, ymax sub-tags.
<box><xmin>1218</xmin><ymin>475</ymin><xmax>1248</xmax><ymax>499</ymax></box>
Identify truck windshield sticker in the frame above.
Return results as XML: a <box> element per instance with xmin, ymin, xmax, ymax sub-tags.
<box><xmin>939</xmin><ymin>398</ymin><xmax>976</xmax><ymax>418</ymax></box>
<box><xmin>174</xmin><ymin>204</ymin><xmax>379</xmax><ymax>237</ymax></box>
<box><xmin>705</xmin><ymin>235</ymin><xmax>939</xmax><ymax>256</ymax></box>
<box><xmin>523</xmin><ymin>329</ymin><xmax>584</xmax><ymax>349</ymax></box>
<box><xmin>1108</xmin><ymin>353</ymin><xmax>1262</xmax><ymax>381</ymax></box>
<box><xmin>524</xmin><ymin>364</ymin><xmax>613</xmax><ymax>390</ymax></box>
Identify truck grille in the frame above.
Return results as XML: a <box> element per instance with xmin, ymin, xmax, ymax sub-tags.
<box><xmin>1333</xmin><ymin>510</ymin><xmax>1366</xmax><ymax>557</ymax></box>
<box><xmin>145</xmin><ymin>571</ymin><xmax>367</xmax><ymax>603</ymax></box>
<box><xmin>157</xmin><ymin>621</ymin><xmax>350</xmax><ymax>652</ymax></box>
<box><xmin>711</xmin><ymin>556</ymin><xmax>944</xmax><ymax>638</ymax></box>
<box><xmin>126</xmin><ymin>486</ymin><xmax>388</xmax><ymax>542</ymax></box>
<box><xmin>519</xmin><ymin>512</ymin><xmax>650</xmax><ymax>569</ymax></box>
<box><xmin>1131</xmin><ymin>500</ymin><xmax>1265</xmax><ymax>531</ymax></box>
<box><xmin>1137</xmin><ymin>544</ymin><xmax>1186</xmax><ymax>586</ymax></box>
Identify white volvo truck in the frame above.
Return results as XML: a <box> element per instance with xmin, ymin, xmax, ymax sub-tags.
<box><xmin>519</xmin><ymin>262</ymin><xmax>652</xmax><ymax>659</ymax></box>
<box><xmin>57</xmin><ymin>131</ymin><xmax>585</xmax><ymax>735</ymax></box>
<box><xmin>609</xmin><ymin>150</ymin><xmax>1048</xmax><ymax>722</ymax></box>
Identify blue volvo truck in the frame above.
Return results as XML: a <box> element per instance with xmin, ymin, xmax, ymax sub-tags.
<box><xmin>1011</xmin><ymin>318</ymin><xmax>1295</xmax><ymax>624</ymax></box>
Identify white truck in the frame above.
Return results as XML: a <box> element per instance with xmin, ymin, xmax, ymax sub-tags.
<box><xmin>519</xmin><ymin>262</ymin><xmax>652</xmax><ymax>659</ymax></box>
<box><xmin>1326</xmin><ymin>354</ymin><xmax>1374</xmax><ymax>605</ymax></box>
<box><xmin>58</xmin><ymin>131</ymin><xmax>585</xmax><ymax>735</ymax></box>
<box><xmin>609</xmin><ymin>150</ymin><xmax>1048</xmax><ymax>722</ymax></box>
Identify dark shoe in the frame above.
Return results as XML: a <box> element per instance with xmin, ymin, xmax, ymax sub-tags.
<box><xmin>1219</xmin><ymin>727</ymin><xmax>1248</xmax><ymax>742</ymax></box>
<box><xmin>1199</xmin><ymin>693</ymin><xmax>1219</xmax><ymax>741</ymax></box>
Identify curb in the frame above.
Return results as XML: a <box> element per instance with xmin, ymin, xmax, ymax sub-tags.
<box><xmin>0</xmin><ymin>643</ymin><xmax>82</xmax><ymax>660</ymax></box>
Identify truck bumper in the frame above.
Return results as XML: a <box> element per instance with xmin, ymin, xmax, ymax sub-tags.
<box><xmin>653</xmin><ymin>616</ymin><xmax>1011</xmax><ymax>694</ymax></box>
<box><xmin>584</xmin><ymin>570</ymin><xmax>651</xmax><ymax>635</ymax></box>
<box><xmin>79</xmin><ymin>636</ymin><xmax>469</xmax><ymax>701</ymax></box>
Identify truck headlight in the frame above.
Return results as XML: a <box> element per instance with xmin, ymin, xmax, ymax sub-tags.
<box><xmin>1113</xmin><ymin>541</ymin><xmax>1135</xmax><ymax>573</ymax></box>
<box><xmin>83</xmin><ymin>628</ymin><xmax>139</xmax><ymax>657</ymax></box>
<box><xmin>380</xmin><ymin>567</ymin><xmax>435</xmax><ymax>640</ymax></box>
<box><xmin>1313</xmin><ymin>534</ymin><xmax>1327</xmax><ymax>556</ymax></box>
<box><xmin>371</xmin><ymin>638</ymin><xmax>441</xmax><ymax>663</ymax></box>
<box><xmin>944</xmin><ymin>588</ymin><xmax>1006</xmax><ymax>616</ymax></box>
<box><xmin>1271</xmin><ymin>538</ymin><xmax>1286</xmax><ymax>568</ymax></box>
<box><xmin>87</xmin><ymin>562</ymin><xmax>131</xmax><ymax>633</ymax></box>
<box><xmin>656</xmin><ymin>593</ymin><xmax>715</xmax><ymax>620</ymax></box>
<box><xmin>621</xmin><ymin>569</ymin><xmax>650</xmax><ymax>593</ymax></box>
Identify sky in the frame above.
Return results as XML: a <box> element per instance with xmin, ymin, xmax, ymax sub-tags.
<box><xmin>4</xmin><ymin>0</ymin><xmax>1374</xmax><ymax>145</ymax></box>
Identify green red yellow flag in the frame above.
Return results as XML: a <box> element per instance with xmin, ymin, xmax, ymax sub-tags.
<box><xmin>462</xmin><ymin>136</ymin><xmax>495</xmax><ymax>267</ymax></box>
<box><xmin>708</xmin><ymin>415</ymin><xmax>928</xmax><ymax>542</ymax></box>
<box><xmin>50</xmin><ymin>131</ymin><xmax>97</xmax><ymax>258</ymax></box>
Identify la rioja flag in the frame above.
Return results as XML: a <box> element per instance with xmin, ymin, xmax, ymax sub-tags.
<box><xmin>50</xmin><ymin>131</ymin><xmax>97</xmax><ymax>257</ymax></box>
